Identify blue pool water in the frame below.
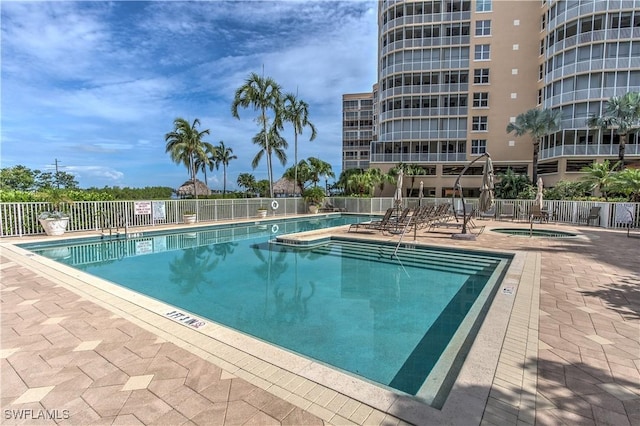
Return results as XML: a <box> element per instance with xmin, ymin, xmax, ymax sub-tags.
<box><xmin>21</xmin><ymin>215</ymin><xmax>511</xmax><ymax>398</ymax></box>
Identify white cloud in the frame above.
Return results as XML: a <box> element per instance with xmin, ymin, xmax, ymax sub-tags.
<box><xmin>1</xmin><ymin>1</ymin><xmax>378</xmax><ymax>188</ymax></box>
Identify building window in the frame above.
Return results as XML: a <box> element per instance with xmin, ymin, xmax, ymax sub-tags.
<box><xmin>476</xmin><ymin>0</ymin><xmax>492</xmax><ymax>12</ymax></box>
<box><xmin>472</xmin><ymin>116</ymin><xmax>488</xmax><ymax>131</ymax></box>
<box><xmin>473</xmin><ymin>92</ymin><xmax>489</xmax><ymax>107</ymax></box>
<box><xmin>473</xmin><ymin>68</ymin><xmax>490</xmax><ymax>84</ymax></box>
<box><xmin>471</xmin><ymin>139</ymin><xmax>487</xmax><ymax>154</ymax></box>
<box><xmin>476</xmin><ymin>20</ymin><xmax>491</xmax><ymax>36</ymax></box>
<box><xmin>475</xmin><ymin>44</ymin><xmax>491</xmax><ymax>60</ymax></box>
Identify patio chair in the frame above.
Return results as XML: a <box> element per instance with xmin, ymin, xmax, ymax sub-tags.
<box><xmin>498</xmin><ymin>203</ymin><xmax>515</xmax><ymax>221</ymax></box>
<box><xmin>348</xmin><ymin>208</ymin><xmax>394</xmax><ymax>233</ymax></box>
<box><xmin>580</xmin><ymin>206</ymin><xmax>601</xmax><ymax>226</ymax></box>
<box><xmin>529</xmin><ymin>205</ymin><xmax>549</xmax><ymax>223</ymax></box>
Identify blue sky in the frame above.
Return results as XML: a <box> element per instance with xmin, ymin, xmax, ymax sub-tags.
<box><xmin>1</xmin><ymin>0</ymin><xmax>377</xmax><ymax>190</ymax></box>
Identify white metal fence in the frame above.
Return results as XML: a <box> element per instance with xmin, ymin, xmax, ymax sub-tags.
<box><xmin>1</xmin><ymin>197</ymin><xmax>638</xmax><ymax>237</ymax></box>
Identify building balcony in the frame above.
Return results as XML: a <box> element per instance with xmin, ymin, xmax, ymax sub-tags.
<box><xmin>539</xmin><ymin>143</ymin><xmax>640</xmax><ymax>160</ymax></box>
<box><xmin>370</xmin><ymin>152</ymin><xmax>467</xmax><ymax>163</ymax></box>
<box><xmin>379</xmin><ymin>106</ymin><xmax>467</xmax><ymax>121</ymax></box>
<box><xmin>380</xmin><ymin>83</ymin><xmax>469</xmax><ymax>98</ymax></box>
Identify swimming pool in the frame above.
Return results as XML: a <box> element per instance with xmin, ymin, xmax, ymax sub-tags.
<box><xmin>21</xmin><ymin>215</ymin><xmax>511</xmax><ymax>405</ymax></box>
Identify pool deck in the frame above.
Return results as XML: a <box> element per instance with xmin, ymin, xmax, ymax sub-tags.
<box><xmin>1</xmin><ymin>217</ymin><xmax>638</xmax><ymax>425</ymax></box>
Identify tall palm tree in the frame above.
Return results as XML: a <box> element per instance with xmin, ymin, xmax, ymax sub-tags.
<box><xmin>231</xmin><ymin>72</ymin><xmax>282</xmax><ymax>198</ymax></box>
<box><xmin>580</xmin><ymin>159</ymin><xmax>620</xmax><ymax>201</ymax></box>
<box><xmin>213</xmin><ymin>141</ymin><xmax>237</xmax><ymax>198</ymax></box>
<box><xmin>506</xmin><ymin>108</ymin><xmax>561</xmax><ymax>183</ymax></box>
<box><xmin>165</xmin><ymin>118</ymin><xmax>211</xmax><ymax>199</ymax></box>
<box><xmin>195</xmin><ymin>143</ymin><xmax>217</xmax><ymax>190</ymax></box>
<box><xmin>237</xmin><ymin>173</ymin><xmax>256</xmax><ymax>197</ymax></box>
<box><xmin>587</xmin><ymin>91</ymin><xmax>640</xmax><ymax>170</ymax></box>
<box><xmin>282</xmin><ymin>93</ymin><xmax>317</xmax><ymax>188</ymax></box>
<box><xmin>251</xmin><ymin>125</ymin><xmax>288</xmax><ymax>178</ymax></box>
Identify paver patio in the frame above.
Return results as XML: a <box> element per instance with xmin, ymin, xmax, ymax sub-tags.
<box><xmin>1</xmin><ymin>219</ymin><xmax>638</xmax><ymax>425</ymax></box>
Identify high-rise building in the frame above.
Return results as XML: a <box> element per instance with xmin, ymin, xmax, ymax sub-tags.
<box><xmin>342</xmin><ymin>92</ymin><xmax>375</xmax><ymax>171</ymax></box>
<box><xmin>345</xmin><ymin>0</ymin><xmax>640</xmax><ymax>197</ymax></box>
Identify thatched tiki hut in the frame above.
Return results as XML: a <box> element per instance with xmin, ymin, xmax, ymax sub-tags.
<box><xmin>176</xmin><ymin>179</ymin><xmax>211</xmax><ymax>198</ymax></box>
<box><xmin>273</xmin><ymin>178</ymin><xmax>301</xmax><ymax>197</ymax></box>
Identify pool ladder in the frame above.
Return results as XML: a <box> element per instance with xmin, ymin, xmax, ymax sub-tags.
<box><xmin>100</xmin><ymin>213</ymin><xmax>129</xmax><ymax>240</ymax></box>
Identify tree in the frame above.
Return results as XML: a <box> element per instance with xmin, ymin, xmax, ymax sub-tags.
<box><xmin>283</xmin><ymin>160</ymin><xmax>313</xmax><ymax>194</ymax></box>
<box><xmin>307</xmin><ymin>157</ymin><xmax>334</xmax><ymax>188</ymax></box>
<box><xmin>506</xmin><ymin>108</ymin><xmax>561</xmax><ymax>183</ymax></box>
<box><xmin>342</xmin><ymin>168</ymin><xmax>389</xmax><ymax>196</ymax></box>
<box><xmin>164</xmin><ymin>118</ymin><xmax>211</xmax><ymax>199</ymax></box>
<box><xmin>587</xmin><ymin>91</ymin><xmax>640</xmax><ymax>170</ymax></box>
<box><xmin>494</xmin><ymin>168</ymin><xmax>531</xmax><ymax>199</ymax></box>
<box><xmin>237</xmin><ymin>173</ymin><xmax>257</xmax><ymax>197</ymax></box>
<box><xmin>0</xmin><ymin>165</ymin><xmax>37</xmax><ymax>191</ymax></box>
<box><xmin>195</xmin><ymin>143</ymin><xmax>218</xmax><ymax>190</ymax></box>
<box><xmin>231</xmin><ymin>72</ymin><xmax>282</xmax><ymax>198</ymax></box>
<box><xmin>389</xmin><ymin>163</ymin><xmax>425</xmax><ymax>196</ymax></box>
<box><xmin>580</xmin><ymin>160</ymin><xmax>620</xmax><ymax>201</ymax></box>
<box><xmin>282</xmin><ymin>93</ymin><xmax>317</xmax><ymax>189</ymax></box>
<box><xmin>611</xmin><ymin>168</ymin><xmax>640</xmax><ymax>202</ymax></box>
<box><xmin>213</xmin><ymin>141</ymin><xmax>237</xmax><ymax>198</ymax></box>
<box><xmin>0</xmin><ymin>165</ymin><xmax>79</xmax><ymax>191</ymax></box>
<box><xmin>251</xmin><ymin>124</ymin><xmax>288</xmax><ymax>178</ymax></box>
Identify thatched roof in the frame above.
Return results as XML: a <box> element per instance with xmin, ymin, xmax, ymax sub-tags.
<box><xmin>176</xmin><ymin>179</ymin><xmax>211</xmax><ymax>197</ymax></box>
<box><xmin>273</xmin><ymin>177</ymin><xmax>301</xmax><ymax>196</ymax></box>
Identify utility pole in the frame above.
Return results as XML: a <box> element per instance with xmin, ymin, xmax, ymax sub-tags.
<box><xmin>53</xmin><ymin>159</ymin><xmax>61</xmax><ymax>189</ymax></box>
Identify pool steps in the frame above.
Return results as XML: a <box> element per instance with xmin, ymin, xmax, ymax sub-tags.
<box><xmin>296</xmin><ymin>239</ymin><xmax>501</xmax><ymax>276</ymax></box>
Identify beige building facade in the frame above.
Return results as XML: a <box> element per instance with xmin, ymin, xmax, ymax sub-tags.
<box><xmin>344</xmin><ymin>0</ymin><xmax>640</xmax><ymax>197</ymax></box>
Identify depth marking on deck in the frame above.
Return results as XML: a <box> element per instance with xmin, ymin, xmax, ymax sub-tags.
<box><xmin>164</xmin><ymin>310</ymin><xmax>206</xmax><ymax>329</ymax></box>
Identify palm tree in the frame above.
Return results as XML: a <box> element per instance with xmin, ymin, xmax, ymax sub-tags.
<box><xmin>213</xmin><ymin>141</ymin><xmax>237</xmax><ymax>198</ymax></box>
<box><xmin>307</xmin><ymin>157</ymin><xmax>334</xmax><ymax>188</ymax></box>
<box><xmin>344</xmin><ymin>168</ymin><xmax>389</xmax><ymax>196</ymax></box>
<box><xmin>282</xmin><ymin>93</ymin><xmax>317</xmax><ymax>188</ymax></box>
<box><xmin>587</xmin><ymin>91</ymin><xmax>640</xmax><ymax>170</ymax></box>
<box><xmin>195</xmin><ymin>143</ymin><xmax>217</xmax><ymax>190</ymax></box>
<box><xmin>283</xmin><ymin>160</ymin><xmax>313</xmax><ymax>194</ymax></box>
<box><xmin>237</xmin><ymin>173</ymin><xmax>257</xmax><ymax>197</ymax></box>
<box><xmin>506</xmin><ymin>108</ymin><xmax>561</xmax><ymax>183</ymax></box>
<box><xmin>231</xmin><ymin>72</ymin><xmax>282</xmax><ymax>198</ymax></box>
<box><xmin>165</xmin><ymin>118</ymin><xmax>211</xmax><ymax>199</ymax></box>
<box><xmin>580</xmin><ymin>160</ymin><xmax>620</xmax><ymax>201</ymax></box>
<box><xmin>612</xmin><ymin>168</ymin><xmax>640</xmax><ymax>202</ymax></box>
<box><xmin>390</xmin><ymin>163</ymin><xmax>425</xmax><ymax>196</ymax></box>
<box><xmin>495</xmin><ymin>168</ymin><xmax>531</xmax><ymax>199</ymax></box>
<box><xmin>251</xmin><ymin>125</ymin><xmax>288</xmax><ymax>176</ymax></box>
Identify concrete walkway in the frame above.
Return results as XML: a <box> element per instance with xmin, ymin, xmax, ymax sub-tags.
<box><xmin>1</xmin><ymin>220</ymin><xmax>639</xmax><ymax>425</ymax></box>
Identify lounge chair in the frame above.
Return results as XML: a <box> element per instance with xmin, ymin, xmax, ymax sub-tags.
<box><xmin>580</xmin><ymin>206</ymin><xmax>601</xmax><ymax>226</ymax></box>
<box><xmin>383</xmin><ymin>207</ymin><xmax>411</xmax><ymax>234</ymax></box>
<box><xmin>498</xmin><ymin>203</ymin><xmax>515</xmax><ymax>221</ymax></box>
<box><xmin>348</xmin><ymin>208</ymin><xmax>394</xmax><ymax>232</ymax></box>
